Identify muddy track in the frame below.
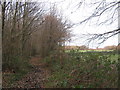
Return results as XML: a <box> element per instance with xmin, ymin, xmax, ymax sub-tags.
<box><xmin>10</xmin><ymin>56</ymin><xmax>49</xmax><ymax>88</ymax></box>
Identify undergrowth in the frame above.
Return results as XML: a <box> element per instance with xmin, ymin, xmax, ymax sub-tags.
<box><xmin>42</xmin><ymin>51</ymin><xmax>118</xmax><ymax>88</ymax></box>
<box><xmin>2</xmin><ymin>56</ymin><xmax>32</xmax><ymax>87</ymax></box>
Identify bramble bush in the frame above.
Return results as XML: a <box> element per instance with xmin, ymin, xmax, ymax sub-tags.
<box><xmin>43</xmin><ymin>51</ymin><xmax>118</xmax><ymax>88</ymax></box>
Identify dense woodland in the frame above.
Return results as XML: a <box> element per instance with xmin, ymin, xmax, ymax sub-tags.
<box><xmin>1</xmin><ymin>1</ymin><xmax>119</xmax><ymax>88</ymax></box>
<box><xmin>2</xmin><ymin>2</ymin><xmax>71</xmax><ymax>71</ymax></box>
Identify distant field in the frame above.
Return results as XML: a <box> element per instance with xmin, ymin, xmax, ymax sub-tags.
<box><xmin>65</xmin><ymin>49</ymin><xmax>114</xmax><ymax>53</ymax></box>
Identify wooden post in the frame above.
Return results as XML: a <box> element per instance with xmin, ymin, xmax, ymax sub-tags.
<box><xmin>0</xmin><ymin>1</ymin><xmax>2</xmax><ymax>89</ymax></box>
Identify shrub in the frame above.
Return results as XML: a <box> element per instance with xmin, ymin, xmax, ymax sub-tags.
<box><xmin>2</xmin><ymin>56</ymin><xmax>31</xmax><ymax>73</ymax></box>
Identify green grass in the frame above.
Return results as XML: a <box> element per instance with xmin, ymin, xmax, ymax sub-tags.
<box><xmin>42</xmin><ymin>51</ymin><xmax>118</xmax><ymax>88</ymax></box>
<box><xmin>65</xmin><ymin>49</ymin><xmax>114</xmax><ymax>53</ymax></box>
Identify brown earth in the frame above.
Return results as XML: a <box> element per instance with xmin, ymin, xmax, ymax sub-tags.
<box><xmin>3</xmin><ymin>56</ymin><xmax>50</xmax><ymax>88</ymax></box>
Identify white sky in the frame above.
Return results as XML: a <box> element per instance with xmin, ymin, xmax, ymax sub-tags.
<box><xmin>38</xmin><ymin>0</ymin><xmax>118</xmax><ymax>48</ymax></box>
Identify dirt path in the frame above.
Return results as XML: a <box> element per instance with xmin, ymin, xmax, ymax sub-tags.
<box><xmin>11</xmin><ymin>56</ymin><xmax>49</xmax><ymax>88</ymax></box>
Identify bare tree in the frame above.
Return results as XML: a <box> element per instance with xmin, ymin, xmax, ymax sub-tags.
<box><xmin>74</xmin><ymin>0</ymin><xmax>120</xmax><ymax>88</ymax></box>
<box><xmin>2</xmin><ymin>1</ymin><xmax>45</xmax><ymax>71</ymax></box>
<box><xmin>75</xmin><ymin>0</ymin><xmax>120</xmax><ymax>45</ymax></box>
<box><xmin>31</xmin><ymin>6</ymin><xmax>72</xmax><ymax>59</ymax></box>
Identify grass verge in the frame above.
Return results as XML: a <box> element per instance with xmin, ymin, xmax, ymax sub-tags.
<box><xmin>42</xmin><ymin>52</ymin><xmax>118</xmax><ymax>88</ymax></box>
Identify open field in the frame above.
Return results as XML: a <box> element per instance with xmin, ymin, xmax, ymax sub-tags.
<box><xmin>65</xmin><ymin>49</ymin><xmax>114</xmax><ymax>53</ymax></box>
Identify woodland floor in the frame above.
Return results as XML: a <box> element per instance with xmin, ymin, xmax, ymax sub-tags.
<box><xmin>3</xmin><ymin>56</ymin><xmax>50</xmax><ymax>88</ymax></box>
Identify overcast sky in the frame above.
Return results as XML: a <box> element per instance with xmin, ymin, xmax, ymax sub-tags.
<box><xmin>24</xmin><ymin>0</ymin><xmax>119</xmax><ymax>48</ymax></box>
